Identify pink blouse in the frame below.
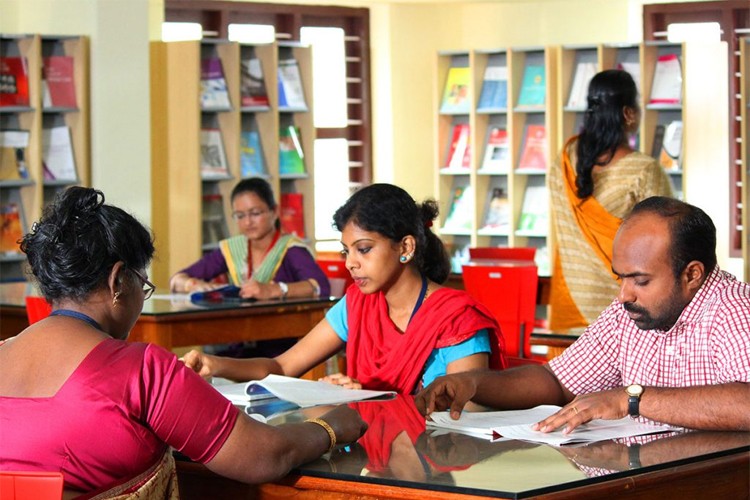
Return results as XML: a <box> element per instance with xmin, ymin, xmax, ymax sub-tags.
<box><xmin>0</xmin><ymin>339</ymin><xmax>238</xmax><ymax>492</ymax></box>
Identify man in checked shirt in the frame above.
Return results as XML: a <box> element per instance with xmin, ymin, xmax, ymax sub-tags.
<box><xmin>416</xmin><ymin>196</ymin><xmax>750</xmax><ymax>433</ymax></box>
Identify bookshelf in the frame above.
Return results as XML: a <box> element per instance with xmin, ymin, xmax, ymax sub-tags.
<box><xmin>1</xmin><ymin>34</ymin><xmax>89</xmax><ymax>282</ymax></box>
<box><xmin>557</xmin><ymin>44</ymin><xmax>599</xmax><ymax>148</ymax></box>
<box><xmin>434</xmin><ymin>47</ymin><xmax>556</xmax><ymax>276</ymax></box>
<box><xmin>150</xmin><ymin>39</ymin><xmax>316</xmax><ymax>289</ymax></box>
<box><xmin>742</xmin><ymin>38</ymin><xmax>750</xmax><ymax>281</ymax></box>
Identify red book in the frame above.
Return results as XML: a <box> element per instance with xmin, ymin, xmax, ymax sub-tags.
<box><xmin>0</xmin><ymin>57</ymin><xmax>29</xmax><ymax>107</ymax></box>
<box><xmin>43</xmin><ymin>56</ymin><xmax>77</xmax><ymax>108</ymax></box>
<box><xmin>445</xmin><ymin>123</ymin><xmax>470</xmax><ymax>169</ymax></box>
<box><xmin>280</xmin><ymin>193</ymin><xmax>305</xmax><ymax>239</ymax></box>
<box><xmin>518</xmin><ymin>124</ymin><xmax>547</xmax><ymax>170</ymax></box>
<box><xmin>0</xmin><ymin>203</ymin><xmax>23</xmax><ymax>254</ymax></box>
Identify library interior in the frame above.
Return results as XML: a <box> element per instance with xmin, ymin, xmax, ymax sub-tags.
<box><xmin>1</xmin><ymin>0</ymin><xmax>749</xmax><ymax>499</ymax></box>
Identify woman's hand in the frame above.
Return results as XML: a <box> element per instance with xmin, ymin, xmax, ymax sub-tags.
<box><xmin>319</xmin><ymin>405</ymin><xmax>368</xmax><ymax>446</ymax></box>
<box><xmin>319</xmin><ymin>372</ymin><xmax>362</xmax><ymax>390</ymax></box>
<box><xmin>240</xmin><ymin>279</ymin><xmax>281</xmax><ymax>300</ymax></box>
<box><xmin>181</xmin><ymin>349</ymin><xmax>218</xmax><ymax>379</ymax></box>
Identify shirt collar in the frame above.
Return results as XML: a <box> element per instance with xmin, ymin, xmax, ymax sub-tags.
<box><xmin>667</xmin><ymin>265</ymin><xmax>724</xmax><ymax>331</ymax></box>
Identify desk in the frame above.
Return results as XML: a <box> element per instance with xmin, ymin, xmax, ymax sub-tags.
<box><xmin>175</xmin><ymin>396</ymin><xmax>750</xmax><ymax>499</ymax></box>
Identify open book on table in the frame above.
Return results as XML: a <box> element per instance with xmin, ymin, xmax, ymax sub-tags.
<box><xmin>426</xmin><ymin>405</ymin><xmax>677</xmax><ymax>446</ymax></box>
<box><xmin>214</xmin><ymin>374</ymin><xmax>396</xmax><ymax>408</ymax></box>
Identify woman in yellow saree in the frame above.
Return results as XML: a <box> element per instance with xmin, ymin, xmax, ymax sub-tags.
<box><xmin>548</xmin><ymin>70</ymin><xmax>673</xmax><ymax>331</ymax></box>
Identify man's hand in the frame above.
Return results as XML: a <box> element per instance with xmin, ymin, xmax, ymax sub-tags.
<box><xmin>415</xmin><ymin>372</ymin><xmax>479</xmax><ymax>419</ymax></box>
<box><xmin>532</xmin><ymin>388</ymin><xmax>628</xmax><ymax>434</ymax></box>
<box><xmin>181</xmin><ymin>349</ymin><xmax>217</xmax><ymax>379</ymax></box>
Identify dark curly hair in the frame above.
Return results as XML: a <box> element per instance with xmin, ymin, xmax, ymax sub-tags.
<box><xmin>20</xmin><ymin>186</ymin><xmax>155</xmax><ymax>303</ymax></box>
<box><xmin>576</xmin><ymin>69</ymin><xmax>638</xmax><ymax>199</ymax></box>
<box><xmin>332</xmin><ymin>183</ymin><xmax>451</xmax><ymax>283</ymax></box>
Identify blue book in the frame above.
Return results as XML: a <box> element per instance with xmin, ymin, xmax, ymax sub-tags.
<box><xmin>477</xmin><ymin>66</ymin><xmax>508</xmax><ymax>110</ymax></box>
<box><xmin>517</xmin><ymin>65</ymin><xmax>546</xmax><ymax>108</ymax></box>
<box><xmin>240</xmin><ymin>131</ymin><xmax>267</xmax><ymax>177</ymax></box>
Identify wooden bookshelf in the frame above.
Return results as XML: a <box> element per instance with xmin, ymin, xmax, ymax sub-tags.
<box><xmin>0</xmin><ymin>34</ymin><xmax>89</xmax><ymax>282</ymax></box>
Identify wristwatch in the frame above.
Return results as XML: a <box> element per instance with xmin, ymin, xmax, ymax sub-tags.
<box><xmin>625</xmin><ymin>384</ymin><xmax>644</xmax><ymax>417</ymax></box>
<box><xmin>277</xmin><ymin>281</ymin><xmax>289</xmax><ymax>299</ymax></box>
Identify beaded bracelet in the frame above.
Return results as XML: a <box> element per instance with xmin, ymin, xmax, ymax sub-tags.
<box><xmin>306</xmin><ymin>418</ymin><xmax>336</xmax><ymax>453</ymax></box>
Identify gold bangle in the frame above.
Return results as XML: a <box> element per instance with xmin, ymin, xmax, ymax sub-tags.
<box><xmin>306</xmin><ymin>418</ymin><xmax>336</xmax><ymax>453</ymax></box>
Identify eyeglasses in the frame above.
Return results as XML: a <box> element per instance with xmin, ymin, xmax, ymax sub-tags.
<box><xmin>231</xmin><ymin>209</ymin><xmax>270</xmax><ymax>222</ymax></box>
<box><xmin>131</xmin><ymin>268</ymin><xmax>156</xmax><ymax>300</ymax></box>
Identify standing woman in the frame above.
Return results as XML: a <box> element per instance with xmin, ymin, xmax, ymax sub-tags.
<box><xmin>548</xmin><ymin>69</ymin><xmax>673</xmax><ymax>331</ymax></box>
<box><xmin>183</xmin><ymin>183</ymin><xmax>507</xmax><ymax>393</ymax></box>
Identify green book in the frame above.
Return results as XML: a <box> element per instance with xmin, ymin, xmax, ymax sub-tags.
<box><xmin>279</xmin><ymin>125</ymin><xmax>305</xmax><ymax>175</ymax></box>
<box><xmin>517</xmin><ymin>65</ymin><xmax>546</xmax><ymax>108</ymax></box>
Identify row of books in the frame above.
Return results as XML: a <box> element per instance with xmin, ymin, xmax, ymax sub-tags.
<box><xmin>439</xmin><ymin>52</ymin><xmax>682</xmax><ymax>114</ymax></box>
<box><xmin>201</xmin><ymin>191</ymin><xmax>306</xmax><ymax>246</ymax></box>
<box><xmin>0</xmin><ymin>126</ymin><xmax>78</xmax><ymax>182</ymax></box>
<box><xmin>442</xmin><ymin>119</ymin><xmax>682</xmax><ymax>173</ymax></box>
<box><xmin>200</xmin><ymin>125</ymin><xmax>306</xmax><ymax>180</ymax></box>
<box><xmin>442</xmin><ymin>184</ymin><xmax>548</xmax><ymax>236</ymax></box>
<box><xmin>1</xmin><ymin>56</ymin><xmax>77</xmax><ymax>108</ymax></box>
<box><xmin>201</xmin><ymin>56</ymin><xmax>307</xmax><ymax>110</ymax></box>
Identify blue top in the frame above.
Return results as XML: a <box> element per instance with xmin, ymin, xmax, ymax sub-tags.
<box><xmin>325</xmin><ymin>296</ymin><xmax>491</xmax><ymax>388</ymax></box>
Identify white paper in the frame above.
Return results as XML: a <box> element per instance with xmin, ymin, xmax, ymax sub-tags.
<box><xmin>42</xmin><ymin>126</ymin><xmax>77</xmax><ymax>181</ymax></box>
<box><xmin>427</xmin><ymin>405</ymin><xmax>677</xmax><ymax>446</ymax></box>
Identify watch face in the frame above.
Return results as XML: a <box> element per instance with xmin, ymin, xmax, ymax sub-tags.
<box><xmin>627</xmin><ymin>384</ymin><xmax>644</xmax><ymax>397</ymax></box>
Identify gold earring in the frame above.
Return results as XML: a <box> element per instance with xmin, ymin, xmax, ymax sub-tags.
<box><xmin>113</xmin><ymin>291</ymin><xmax>121</xmax><ymax>307</ymax></box>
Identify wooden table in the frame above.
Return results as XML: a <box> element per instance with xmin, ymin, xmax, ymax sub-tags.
<box><xmin>175</xmin><ymin>395</ymin><xmax>750</xmax><ymax>499</ymax></box>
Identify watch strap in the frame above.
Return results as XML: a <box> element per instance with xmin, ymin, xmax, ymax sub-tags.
<box><xmin>628</xmin><ymin>395</ymin><xmax>640</xmax><ymax>417</ymax></box>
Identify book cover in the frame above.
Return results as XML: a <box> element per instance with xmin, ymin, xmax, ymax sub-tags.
<box><xmin>442</xmin><ymin>185</ymin><xmax>474</xmax><ymax>231</ymax></box>
<box><xmin>517</xmin><ymin>65</ymin><xmax>546</xmax><ymax>108</ymax></box>
<box><xmin>517</xmin><ymin>124</ymin><xmax>547</xmax><ymax>170</ymax></box>
<box><xmin>481</xmin><ymin>187</ymin><xmax>510</xmax><ymax>231</ymax></box>
<box><xmin>277</xmin><ymin>59</ymin><xmax>307</xmax><ymax>109</ymax></box>
<box><xmin>439</xmin><ymin>67</ymin><xmax>471</xmax><ymax>114</ymax></box>
<box><xmin>240</xmin><ymin>130</ymin><xmax>267</xmax><ymax>177</ymax></box>
<box><xmin>0</xmin><ymin>57</ymin><xmax>29</xmax><ymax>107</ymax></box>
<box><xmin>42</xmin><ymin>56</ymin><xmax>77</xmax><ymax>108</ymax></box>
<box><xmin>477</xmin><ymin>65</ymin><xmax>508</xmax><ymax>110</ymax></box>
<box><xmin>444</xmin><ymin>123</ymin><xmax>471</xmax><ymax>170</ymax></box>
<box><xmin>240</xmin><ymin>57</ymin><xmax>269</xmax><ymax>107</ymax></box>
<box><xmin>280</xmin><ymin>192</ymin><xmax>305</xmax><ymax>238</ymax></box>
<box><xmin>42</xmin><ymin>126</ymin><xmax>77</xmax><ymax>181</ymax></box>
<box><xmin>201</xmin><ymin>193</ymin><xmax>229</xmax><ymax>246</ymax></box>
<box><xmin>651</xmin><ymin>124</ymin><xmax>665</xmax><ymax>159</ymax></box>
<box><xmin>649</xmin><ymin>54</ymin><xmax>682</xmax><ymax>105</ymax></box>
<box><xmin>279</xmin><ymin>125</ymin><xmax>305</xmax><ymax>175</ymax></box>
<box><xmin>517</xmin><ymin>185</ymin><xmax>549</xmax><ymax>234</ymax></box>
<box><xmin>0</xmin><ymin>203</ymin><xmax>23</xmax><ymax>254</ymax></box>
<box><xmin>658</xmin><ymin>120</ymin><xmax>682</xmax><ymax>170</ymax></box>
<box><xmin>0</xmin><ymin>130</ymin><xmax>30</xmax><ymax>181</ymax></box>
<box><xmin>566</xmin><ymin>61</ymin><xmax>597</xmax><ymax>108</ymax></box>
<box><xmin>480</xmin><ymin>127</ymin><xmax>509</xmax><ymax>173</ymax></box>
<box><xmin>200</xmin><ymin>128</ymin><xmax>230</xmax><ymax>179</ymax></box>
<box><xmin>200</xmin><ymin>57</ymin><xmax>231</xmax><ymax>109</ymax></box>
<box><xmin>617</xmin><ymin>61</ymin><xmax>641</xmax><ymax>96</ymax></box>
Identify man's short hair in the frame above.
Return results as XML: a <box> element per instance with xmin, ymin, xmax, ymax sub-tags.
<box><xmin>626</xmin><ymin>196</ymin><xmax>717</xmax><ymax>279</ymax></box>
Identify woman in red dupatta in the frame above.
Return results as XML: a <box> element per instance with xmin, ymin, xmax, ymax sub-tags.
<box><xmin>183</xmin><ymin>183</ymin><xmax>506</xmax><ymax>393</ymax></box>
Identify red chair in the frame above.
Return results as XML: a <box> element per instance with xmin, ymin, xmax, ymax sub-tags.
<box><xmin>25</xmin><ymin>296</ymin><xmax>52</xmax><ymax>324</ymax></box>
<box><xmin>0</xmin><ymin>471</ymin><xmax>64</xmax><ymax>500</ymax></box>
<box><xmin>316</xmin><ymin>258</ymin><xmax>354</xmax><ymax>298</ymax></box>
<box><xmin>462</xmin><ymin>260</ymin><xmax>544</xmax><ymax>362</ymax></box>
<box><xmin>468</xmin><ymin>246</ymin><xmax>536</xmax><ymax>261</ymax></box>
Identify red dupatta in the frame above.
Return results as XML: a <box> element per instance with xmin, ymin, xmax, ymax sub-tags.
<box><xmin>345</xmin><ymin>286</ymin><xmax>506</xmax><ymax>394</ymax></box>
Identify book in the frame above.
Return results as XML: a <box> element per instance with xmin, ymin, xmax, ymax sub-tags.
<box><xmin>279</xmin><ymin>125</ymin><xmax>305</xmax><ymax>175</ymax></box>
<box><xmin>617</xmin><ymin>61</ymin><xmax>641</xmax><ymax>96</ymax></box>
<box><xmin>0</xmin><ymin>130</ymin><xmax>30</xmax><ymax>181</ymax></box>
<box><xmin>649</xmin><ymin>54</ymin><xmax>682</xmax><ymax>105</ymax></box>
<box><xmin>42</xmin><ymin>126</ymin><xmax>77</xmax><ymax>181</ymax></box>
<box><xmin>277</xmin><ymin>58</ymin><xmax>307</xmax><ymax>109</ymax></box>
<box><xmin>439</xmin><ymin>66</ymin><xmax>471</xmax><ymax>114</ymax></box>
<box><xmin>214</xmin><ymin>374</ymin><xmax>396</xmax><ymax>408</ymax></box>
<box><xmin>566</xmin><ymin>61</ymin><xmax>597</xmax><ymax>108</ymax></box>
<box><xmin>480</xmin><ymin>127</ymin><xmax>509</xmax><ymax>173</ymax></box>
<box><xmin>517</xmin><ymin>124</ymin><xmax>547</xmax><ymax>170</ymax></box>
<box><xmin>481</xmin><ymin>187</ymin><xmax>510</xmax><ymax>231</ymax></box>
<box><xmin>0</xmin><ymin>203</ymin><xmax>23</xmax><ymax>254</ymax></box>
<box><xmin>517</xmin><ymin>185</ymin><xmax>549</xmax><ymax>234</ymax></box>
<box><xmin>280</xmin><ymin>192</ymin><xmax>305</xmax><ymax>238</ymax></box>
<box><xmin>0</xmin><ymin>57</ymin><xmax>29</xmax><ymax>107</ymax></box>
<box><xmin>240</xmin><ymin>56</ymin><xmax>269</xmax><ymax>107</ymax></box>
<box><xmin>651</xmin><ymin>124</ymin><xmax>666</xmax><ymax>159</ymax></box>
<box><xmin>240</xmin><ymin>130</ymin><xmax>267</xmax><ymax>177</ymax></box>
<box><xmin>200</xmin><ymin>129</ymin><xmax>230</xmax><ymax>179</ymax></box>
<box><xmin>658</xmin><ymin>120</ymin><xmax>682</xmax><ymax>170</ymax></box>
<box><xmin>517</xmin><ymin>64</ymin><xmax>546</xmax><ymax>108</ymax></box>
<box><xmin>42</xmin><ymin>56</ymin><xmax>77</xmax><ymax>108</ymax></box>
<box><xmin>442</xmin><ymin>185</ymin><xmax>474</xmax><ymax>232</ymax></box>
<box><xmin>242</xmin><ymin>397</ymin><xmax>301</xmax><ymax>424</ymax></box>
<box><xmin>426</xmin><ymin>405</ymin><xmax>677</xmax><ymax>445</ymax></box>
<box><xmin>444</xmin><ymin>123</ymin><xmax>471</xmax><ymax>170</ymax></box>
<box><xmin>476</xmin><ymin>65</ymin><xmax>508</xmax><ymax>110</ymax></box>
<box><xmin>200</xmin><ymin>57</ymin><xmax>231</xmax><ymax>109</ymax></box>
<box><xmin>190</xmin><ymin>285</ymin><xmax>256</xmax><ymax>305</ymax></box>
<box><xmin>201</xmin><ymin>193</ymin><xmax>229</xmax><ymax>246</ymax></box>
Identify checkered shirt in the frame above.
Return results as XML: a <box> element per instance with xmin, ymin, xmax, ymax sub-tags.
<box><xmin>549</xmin><ymin>267</ymin><xmax>750</xmax><ymax>394</ymax></box>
